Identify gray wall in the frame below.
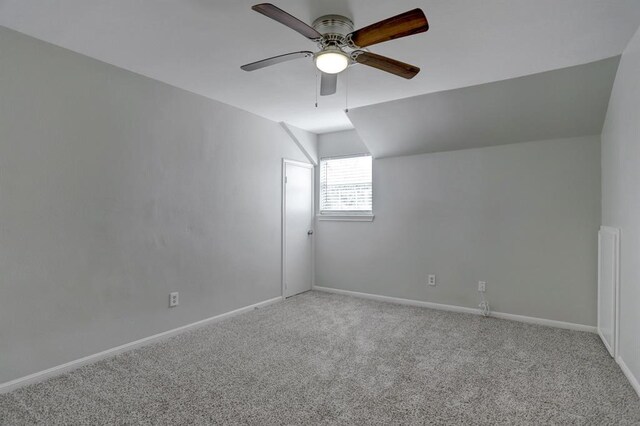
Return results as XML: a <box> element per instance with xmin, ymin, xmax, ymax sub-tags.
<box><xmin>316</xmin><ymin>135</ymin><xmax>601</xmax><ymax>326</ymax></box>
<box><xmin>0</xmin><ymin>27</ymin><xmax>308</xmax><ymax>383</ymax></box>
<box><xmin>281</xmin><ymin>123</ymin><xmax>318</xmax><ymax>165</ymax></box>
<box><xmin>317</xmin><ymin>130</ymin><xmax>370</xmax><ymax>158</ymax></box>
<box><xmin>601</xmin><ymin>26</ymin><xmax>640</xmax><ymax>389</ymax></box>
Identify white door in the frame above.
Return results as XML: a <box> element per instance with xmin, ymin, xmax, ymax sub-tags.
<box><xmin>598</xmin><ymin>226</ymin><xmax>620</xmax><ymax>358</ymax></box>
<box><xmin>283</xmin><ymin>160</ymin><xmax>314</xmax><ymax>298</ymax></box>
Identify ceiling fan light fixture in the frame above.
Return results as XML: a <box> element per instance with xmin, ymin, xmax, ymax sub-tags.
<box><xmin>315</xmin><ymin>48</ymin><xmax>349</xmax><ymax>74</ymax></box>
<box><xmin>242</xmin><ymin>4</ymin><xmax>429</xmax><ymax>94</ymax></box>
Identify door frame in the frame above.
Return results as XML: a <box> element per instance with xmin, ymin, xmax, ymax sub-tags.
<box><xmin>597</xmin><ymin>226</ymin><xmax>620</xmax><ymax>358</ymax></box>
<box><xmin>281</xmin><ymin>159</ymin><xmax>315</xmax><ymax>299</ymax></box>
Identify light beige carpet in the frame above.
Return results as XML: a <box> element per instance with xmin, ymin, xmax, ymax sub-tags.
<box><xmin>1</xmin><ymin>291</ymin><xmax>639</xmax><ymax>425</ymax></box>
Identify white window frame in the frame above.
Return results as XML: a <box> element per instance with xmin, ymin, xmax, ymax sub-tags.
<box><xmin>318</xmin><ymin>153</ymin><xmax>374</xmax><ymax>222</ymax></box>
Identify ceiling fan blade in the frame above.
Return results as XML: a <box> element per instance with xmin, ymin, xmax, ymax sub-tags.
<box><xmin>252</xmin><ymin>3</ymin><xmax>323</xmax><ymax>40</ymax></box>
<box><xmin>348</xmin><ymin>8</ymin><xmax>429</xmax><ymax>48</ymax></box>
<box><xmin>320</xmin><ymin>73</ymin><xmax>337</xmax><ymax>96</ymax></box>
<box><xmin>353</xmin><ymin>51</ymin><xmax>420</xmax><ymax>79</ymax></box>
<box><xmin>241</xmin><ymin>51</ymin><xmax>313</xmax><ymax>71</ymax></box>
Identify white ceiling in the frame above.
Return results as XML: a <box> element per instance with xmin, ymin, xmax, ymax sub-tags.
<box><xmin>1</xmin><ymin>1</ymin><xmax>640</xmax><ymax>134</ymax></box>
<box><xmin>348</xmin><ymin>57</ymin><xmax>620</xmax><ymax>158</ymax></box>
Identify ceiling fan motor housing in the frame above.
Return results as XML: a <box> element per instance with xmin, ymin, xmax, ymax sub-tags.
<box><xmin>312</xmin><ymin>15</ymin><xmax>354</xmax><ymax>35</ymax></box>
<box><xmin>312</xmin><ymin>15</ymin><xmax>354</xmax><ymax>48</ymax></box>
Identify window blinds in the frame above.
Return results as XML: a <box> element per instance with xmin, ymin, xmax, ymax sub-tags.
<box><xmin>320</xmin><ymin>155</ymin><xmax>372</xmax><ymax>212</ymax></box>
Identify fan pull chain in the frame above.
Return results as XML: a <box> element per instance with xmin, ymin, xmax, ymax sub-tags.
<box><xmin>345</xmin><ymin>66</ymin><xmax>349</xmax><ymax>113</ymax></box>
<box><xmin>315</xmin><ymin>68</ymin><xmax>319</xmax><ymax>108</ymax></box>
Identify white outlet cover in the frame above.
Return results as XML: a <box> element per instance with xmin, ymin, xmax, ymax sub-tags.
<box><xmin>478</xmin><ymin>281</ymin><xmax>486</xmax><ymax>292</ymax></box>
<box><xmin>428</xmin><ymin>275</ymin><xmax>436</xmax><ymax>286</ymax></box>
<box><xmin>169</xmin><ymin>292</ymin><xmax>179</xmax><ymax>307</ymax></box>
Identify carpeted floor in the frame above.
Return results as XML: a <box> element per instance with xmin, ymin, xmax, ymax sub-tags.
<box><xmin>1</xmin><ymin>291</ymin><xmax>639</xmax><ymax>425</ymax></box>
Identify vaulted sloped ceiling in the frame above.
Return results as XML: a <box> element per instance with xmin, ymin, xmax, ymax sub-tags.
<box><xmin>347</xmin><ymin>57</ymin><xmax>620</xmax><ymax>158</ymax></box>
<box><xmin>1</xmin><ymin>1</ymin><xmax>639</xmax><ymax>133</ymax></box>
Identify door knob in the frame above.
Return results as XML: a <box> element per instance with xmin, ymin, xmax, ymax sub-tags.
<box><xmin>307</xmin><ymin>230</ymin><xmax>314</xmax><ymax>235</ymax></box>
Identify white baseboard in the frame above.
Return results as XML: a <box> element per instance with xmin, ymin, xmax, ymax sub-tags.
<box><xmin>617</xmin><ymin>355</ymin><xmax>640</xmax><ymax>399</ymax></box>
<box><xmin>313</xmin><ymin>286</ymin><xmax>479</xmax><ymax>315</ymax></box>
<box><xmin>489</xmin><ymin>310</ymin><xmax>596</xmax><ymax>333</ymax></box>
<box><xmin>0</xmin><ymin>296</ymin><xmax>283</xmax><ymax>394</ymax></box>
<box><xmin>598</xmin><ymin>328</ymin><xmax>615</xmax><ymax>357</ymax></box>
<box><xmin>313</xmin><ymin>286</ymin><xmax>596</xmax><ymax>333</ymax></box>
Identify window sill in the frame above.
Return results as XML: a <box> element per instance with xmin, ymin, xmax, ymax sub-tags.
<box><xmin>317</xmin><ymin>214</ymin><xmax>375</xmax><ymax>222</ymax></box>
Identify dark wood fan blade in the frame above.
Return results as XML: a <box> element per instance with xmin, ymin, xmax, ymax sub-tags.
<box><xmin>348</xmin><ymin>8</ymin><xmax>428</xmax><ymax>48</ymax></box>
<box><xmin>353</xmin><ymin>51</ymin><xmax>420</xmax><ymax>79</ymax></box>
<box><xmin>252</xmin><ymin>3</ymin><xmax>323</xmax><ymax>40</ymax></box>
<box><xmin>320</xmin><ymin>73</ymin><xmax>338</xmax><ymax>96</ymax></box>
<box><xmin>241</xmin><ymin>51</ymin><xmax>313</xmax><ymax>71</ymax></box>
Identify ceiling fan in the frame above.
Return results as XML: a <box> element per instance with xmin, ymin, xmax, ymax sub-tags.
<box><xmin>241</xmin><ymin>3</ymin><xmax>429</xmax><ymax>96</ymax></box>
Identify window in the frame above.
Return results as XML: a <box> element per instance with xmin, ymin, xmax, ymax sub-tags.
<box><xmin>320</xmin><ymin>154</ymin><xmax>372</xmax><ymax>215</ymax></box>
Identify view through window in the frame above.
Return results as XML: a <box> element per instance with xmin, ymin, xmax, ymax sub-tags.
<box><xmin>320</xmin><ymin>155</ymin><xmax>372</xmax><ymax>213</ymax></box>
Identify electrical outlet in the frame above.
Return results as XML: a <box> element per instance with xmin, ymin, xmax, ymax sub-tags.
<box><xmin>478</xmin><ymin>281</ymin><xmax>486</xmax><ymax>292</ymax></box>
<box><xmin>169</xmin><ymin>292</ymin><xmax>179</xmax><ymax>307</ymax></box>
<box><xmin>428</xmin><ymin>274</ymin><xmax>436</xmax><ymax>286</ymax></box>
